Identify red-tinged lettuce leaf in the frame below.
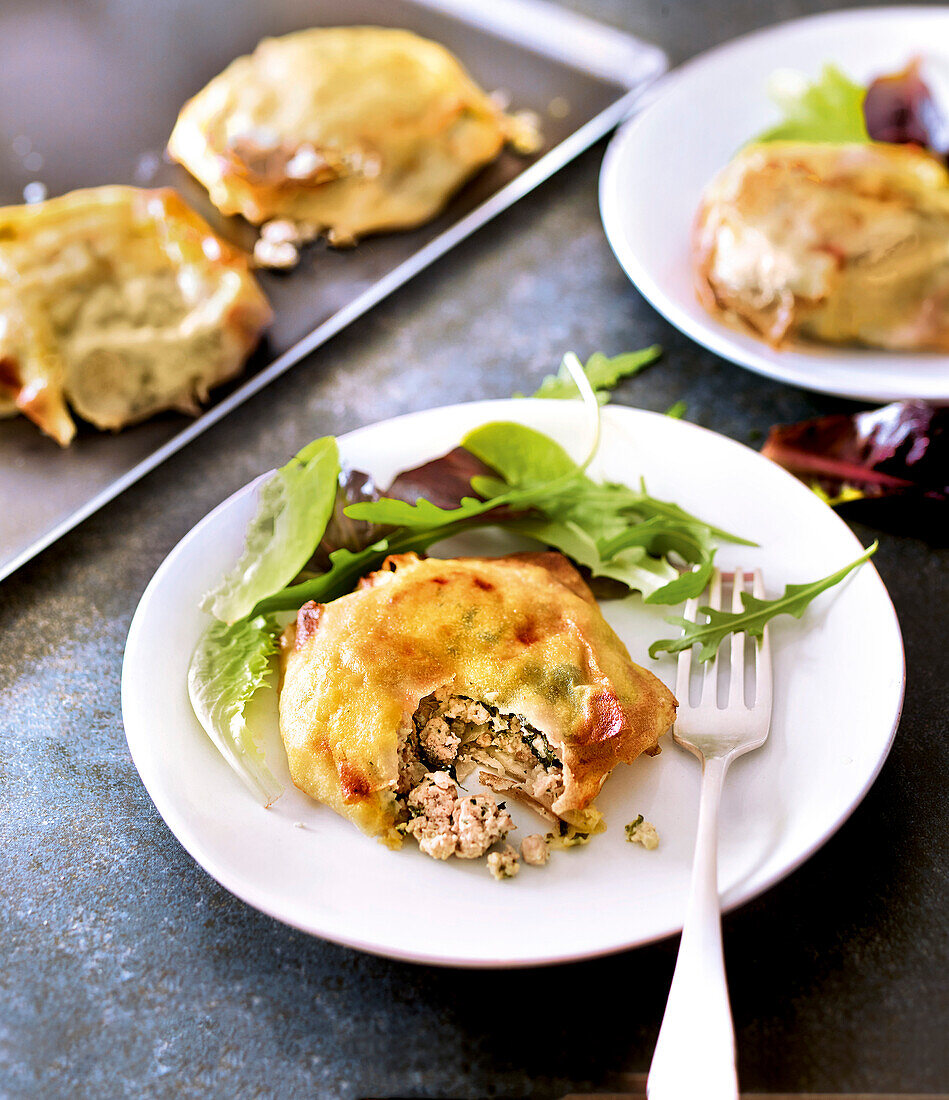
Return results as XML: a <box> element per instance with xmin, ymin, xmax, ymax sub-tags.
<box><xmin>864</xmin><ymin>59</ymin><xmax>949</xmax><ymax>159</ymax></box>
<box><xmin>762</xmin><ymin>402</ymin><xmax>948</xmax><ymax>504</ymax></box>
<box><xmin>307</xmin><ymin>466</ymin><xmax>385</xmax><ymax>573</ymax></box>
<box><xmin>307</xmin><ymin>447</ymin><xmax>521</xmax><ymax>569</ymax></box>
<box><xmin>386</xmin><ymin>446</ymin><xmax>502</xmax><ymax>511</ymax></box>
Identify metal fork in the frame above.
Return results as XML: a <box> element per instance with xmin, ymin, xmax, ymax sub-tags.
<box><xmin>647</xmin><ymin>568</ymin><xmax>773</xmax><ymax>1100</ymax></box>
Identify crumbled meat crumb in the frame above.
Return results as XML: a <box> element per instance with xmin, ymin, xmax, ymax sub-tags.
<box><xmin>443</xmin><ymin>697</ymin><xmax>491</xmax><ymax>725</ymax></box>
<box><xmin>406</xmin><ymin>774</ymin><xmax>459</xmax><ymax>860</ymax></box>
<box><xmin>417</xmin><ymin>714</ymin><xmax>461</xmax><ymax>767</ymax></box>
<box><xmin>520</xmin><ymin>834</ymin><xmax>549</xmax><ymax>866</ymax></box>
<box><xmin>453</xmin><ymin>796</ymin><xmax>514</xmax><ymax>859</ymax></box>
<box><xmin>625</xmin><ymin>816</ymin><xmax>659</xmax><ymax>850</ymax></box>
<box><xmin>254</xmin><ymin>218</ymin><xmax>318</xmax><ymax>268</ymax></box>
<box><xmin>405</xmin><ymin>775</ymin><xmax>512</xmax><ymax>861</ymax></box>
<box><xmin>260</xmin><ymin>218</ymin><xmax>302</xmax><ymax>245</ymax></box>
<box><xmin>487</xmin><ymin>844</ymin><xmax>520</xmax><ymax>881</ymax></box>
<box><xmin>253</xmin><ymin>236</ymin><xmax>298</xmax><ymax>269</ymax></box>
<box><xmin>530</xmin><ymin>770</ymin><xmax>564</xmax><ymax>803</ymax></box>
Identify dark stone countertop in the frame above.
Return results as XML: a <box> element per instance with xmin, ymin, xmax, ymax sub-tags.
<box><xmin>1</xmin><ymin>1</ymin><xmax>947</xmax><ymax>1097</ymax></box>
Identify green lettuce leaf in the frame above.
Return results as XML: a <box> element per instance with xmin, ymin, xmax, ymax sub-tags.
<box><xmin>753</xmin><ymin>64</ymin><xmax>870</xmax><ymax>145</ymax></box>
<box><xmin>504</xmin><ymin>516</ymin><xmax>679</xmax><ymax>598</ymax></box>
<box><xmin>599</xmin><ymin>520</ymin><xmax>717</xmax><ymax>604</ymax></box>
<box><xmin>465</xmin><ymin>421</ymin><xmax>581</xmax><ymax>485</ymax></box>
<box><xmin>187</xmin><ymin>615</ymin><xmax>282</xmax><ymax>804</ymax></box>
<box><xmin>201</xmin><ymin>437</ymin><xmax>340</xmax><ymax>624</ymax></box>
<box><xmin>525</xmin><ymin>347</ymin><xmax>662</xmax><ymax>402</ymax></box>
<box><xmin>649</xmin><ymin>542</ymin><xmax>878</xmax><ymax>661</ymax></box>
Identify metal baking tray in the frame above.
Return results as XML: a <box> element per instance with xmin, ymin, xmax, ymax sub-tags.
<box><xmin>0</xmin><ymin>0</ymin><xmax>666</xmax><ymax>582</ymax></box>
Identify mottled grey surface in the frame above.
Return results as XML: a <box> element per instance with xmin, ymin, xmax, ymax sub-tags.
<box><xmin>2</xmin><ymin>1</ymin><xmax>948</xmax><ymax>1098</ymax></box>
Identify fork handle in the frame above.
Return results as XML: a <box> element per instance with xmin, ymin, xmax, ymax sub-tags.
<box><xmin>647</xmin><ymin>756</ymin><xmax>738</xmax><ymax>1100</ymax></box>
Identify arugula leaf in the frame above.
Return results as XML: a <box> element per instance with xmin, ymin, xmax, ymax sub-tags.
<box><xmin>753</xmin><ymin>64</ymin><xmax>869</xmax><ymax>145</ymax></box>
<box><xmin>345</xmin><ymin>494</ymin><xmax>493</xmax><ymax>529</ymax></box>
<box><xmin>252</xmin><ymin>521</ymin><xmax>477</xmax><ymax>615</ymax></box>
<box><xmin>526</xmin><ymin>347</ymin><xmax>662</xmax><ymax>402</ymax></box>
<box><xmin>649</xmin><ymin>542</ymin><xmax>878</xmax><ymax>661</ymax></box>
<box><xmin>187</xmin><ymin>615</ymin><xmax>282</xmax><ymax>804</ymax></box>
<box><xmin>201</xmin><ymin>437</ymin><xmax>340</xmax><ymax>624</ymax></box>
<box><xmin>343</xmin><ymin>473</ymin><xmax>583</xmax><ymax>531</ymax></box>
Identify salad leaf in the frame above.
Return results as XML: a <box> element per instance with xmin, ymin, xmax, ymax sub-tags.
<box><xmin>665</xmin><ymin>401</ymin><xmax>687</xmax><ymax>419</ymax></box>
<box><xmin>599</xmin><ymin>521</ymin><xmax>717</xmax><ymax>604</ymax></box>
<box><xmin>344</xmin><ymin>351</ymin><xmax>603</xmax><ymax>536</ymax></box>
<box><xmin>187</xmin><ymin>615</ymin><xmax>282</xmax><ymax>804</ymax></box>
<box><xmin>753</xmin><ymin>64</ymin><xmax>870</xmax><ymax>144</ymax></box>
<box><xmin>308</xmin><ymin>466</ymin><xmax>384</xmax><ymax>572</ymax></box>
<box><xmin>463</xmin><ymin>421</ymin><xmax>748</xmax><ymax>601</ymax></box>
<box><xmin>649</xmin><ymin>542</ymin><xmax>878</xmax><ymax>661</ymax></box>
<box><xmin>465</xmin><ymin>421</ymin><xmax>582</xmax><ymax>486</ymax></box>
<box><xmin>386</xmin><ymin>447</ymin><xmax>502</xmax><ymax>512</ymax></box>
<box><xmin>762</xmin><ymin>401</ymin><xmax>948</xmax><ymax>504</ymax></box>
<box><xmin>505</xmin><ymin>516</ymin><xmax>679</xmax><ymax>598</ymax></box>
<box><xmin>201</xmin><ymin>437</ymin><xmax>340</xmax><ymax>623</ymax></box>
<box><xmin>864</xmin><ymin>59</ymin><xmax>949</xmax><ymax>159</ymax></box>
<box><xmin>526</xmin><ymin>347</ymin><xmax>662</xmax><ymax>402</ymax></box>
<box><xmin>345</xmin><ymin>493</ymin><xmax>497</xmax><ymax>529</ymax></box>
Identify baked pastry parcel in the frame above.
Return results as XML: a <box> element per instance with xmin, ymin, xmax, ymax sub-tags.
<box><xmin>279</xmin><ymin>551</ymin><xmax>677</xmax><ymax>868</ymax></box>
<box><xmin>0</xmin><ymin>185</ymin><xmax>272</xmax><ymax>446</ymax></box>
<box><xmin>693</xmin><ymin>141</ymin><xmax>949</xmax><ymax>351</ymax></box>
<box><xmin>168</xmin><ymin>26</ymin><xmax>526</xmax><ymax>248</ymax></box>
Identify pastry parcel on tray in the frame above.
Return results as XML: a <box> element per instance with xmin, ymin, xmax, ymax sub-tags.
<box><xmin>278</xmin><ymin>551</ymin><xmax>677</xmax><ymax>873</ymax></box>
<box><xmin>169</xmin><ymin>26</ymin><xmax>526</xmax><ymax>250</ymax></box>
<box><xmin>0</xmin><ymin>185</ymin><xmax>271</xmax><ymax>446</ymax></box>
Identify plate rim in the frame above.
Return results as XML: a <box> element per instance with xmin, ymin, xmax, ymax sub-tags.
<box><xmin>122</xmin><ymin>398</ymin><xmax>906</xmax><ymax>968</ymax></box>
<box><xmin>598</xmin><ymin>4</ymin><xmax>949</xmax><ymax>404</ymax></box>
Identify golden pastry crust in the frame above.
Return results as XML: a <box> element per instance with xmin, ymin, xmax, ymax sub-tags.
<box><xmin>278</xmin><ymin>551</ymin><xmax>677</xmax><ymax>846</ymax></box>
<box><xmin>168</xmin><ymin>26</ymin><xmax>516</xmax><ymax>244</ymax></box>
<box><xmin>0</xmin><ymin>185</ymin><xmax>272</xmax><ymax>445</ymax></box>
<box><xmin>693</xmin><ymin>141</ymin><xmax>949</xmax><ymax>351</ymax></box>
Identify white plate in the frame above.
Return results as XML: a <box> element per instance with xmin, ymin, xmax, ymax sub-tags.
<box><xmin>599</xmin><ymin>7</ymin><xmax>949</xmax><ymax>403</ymax></box>
<box><xmin>122</xmin><ymin>400</ymin><xmax>904</xmax><ymax>967</ymax></box>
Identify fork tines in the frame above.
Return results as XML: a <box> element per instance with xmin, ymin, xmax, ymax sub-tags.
<box><xmin>675</xmin><ymin>568</ymin><xmax>773</xmax><ymax>720</ymax></box>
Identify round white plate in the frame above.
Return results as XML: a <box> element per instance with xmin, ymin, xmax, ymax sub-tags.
<box><xmin>599</xmin><ymin>7</ymin><xmax>949</xmax><ymax>403</ymax></box>
<box><xmin>123</xmin><ymin>400</ymin><xmax>904</xmax><ymax>967</ymax></box>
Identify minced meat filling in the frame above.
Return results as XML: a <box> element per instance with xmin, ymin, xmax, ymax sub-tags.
<box><xmin>396</xmin><ymin>689</ymin><xmax>566</xmax><ymax>872</ymax></box>
<box><xmin>405</xmin><ymin>772</ymin><xmax>514</xmax><ymax>860</ymax></box>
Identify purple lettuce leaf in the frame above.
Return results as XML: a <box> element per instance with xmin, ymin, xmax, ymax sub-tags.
<box><xmin>762</xmin><ymin>401</ymin><xmax>948</xmax><ymax>503</ymax></box>
<box><xmin>864</xmin><ymin>59</ymin><xmax>949</xmax><ymax>160</ymax></box>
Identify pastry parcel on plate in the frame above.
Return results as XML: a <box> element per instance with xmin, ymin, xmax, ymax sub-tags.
<box><xmin>278</xmin><ymin>551</ymin><xmax>677</xmax><ymax>872</ymax></box>
<box><xmin>694</xmin><ymin>141</ymin><xmax>949</xmax><ymax>351</ymax></box>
